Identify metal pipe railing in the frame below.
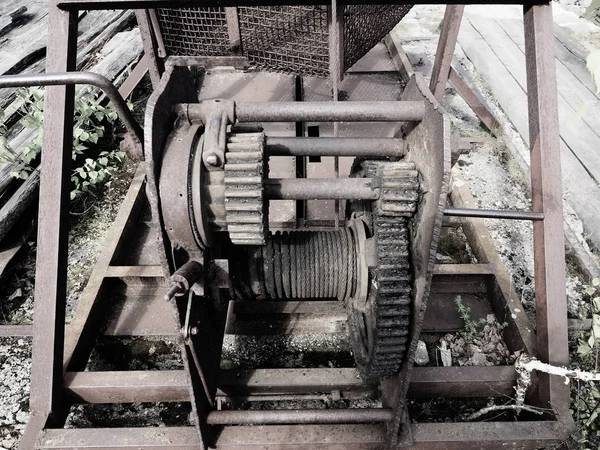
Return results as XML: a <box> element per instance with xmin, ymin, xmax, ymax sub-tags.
<box><xmin>0</xmin><ymin>72</ymin><xmax>143</xmax><ymax>144</ymax></box>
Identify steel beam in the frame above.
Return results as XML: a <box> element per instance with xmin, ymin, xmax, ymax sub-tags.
<box><xmin>36</xmin><ymin>421</ymin><xmax>567</xmax><ymax>449</ymax></box>
<box><xmin>523</xmin><ymin>2</ymin><xmax>570</xmax><ymax>414</ymax></box>
<box><xmin>63</xmin><ymin>366</ymin><xmax>519</xmax><ymax>405</ymax></box>
<box><xmin>20</xmin><ymin>7</ymin><xmax>78</xmax><ymax>450</ymax></box>
<box><xmin>429</xmin><ymin>5</ymin><xmax>465</xmax><ymax>101</ymax></box>
<box><xmin>56</xmin><ymin>0</ymin><xmax>548</xmax><ymax>9</ymax></box>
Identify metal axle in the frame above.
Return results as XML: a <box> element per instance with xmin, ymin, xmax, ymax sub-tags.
<box><xmin>206</xmin><ymin>408</ymin><xmax>394</xmax><ymax>425</ymax></box>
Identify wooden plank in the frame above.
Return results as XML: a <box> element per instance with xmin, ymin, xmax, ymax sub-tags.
<box><xmin>459</xmin><ymin>18</ymin><xmax>600</xmax><ymax>247</ymax></box>
<box><xmin>494</xmin><ymin>17</ymin><xmax>600</xmax><ymax>168</ymax></box>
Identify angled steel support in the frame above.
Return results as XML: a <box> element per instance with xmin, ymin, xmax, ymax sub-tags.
<box><xmin>429</xmin><ymin>5</ymin><xmax>465</xmax><ymax>101</ymax></box>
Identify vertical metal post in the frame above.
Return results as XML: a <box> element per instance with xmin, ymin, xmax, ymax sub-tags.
<box><xmin>19</xmin><ymin>6</ymin><xmax>78</xmax><ymax>449</ymax></box>
<box><xmin>429</xmin><ymin>5</ymin><xmax>465</xmax><ymax>102</ymax></box>
<box><xmin>135</xmin><ymin>10</ymin><xmax>164</xmax><ymax>88</ymax></box>
<box><xmin>225</xmin><ymin>7</ymin><xmax>243</xmax><ymax>54</ymax></box>
<box><xmin>328</xmin><ymin>1</ymin><xmax>344</xmax><ymax>226</ymax></box>
<box><xmin>523</xmin><ymin>3</ymin><xmax>570</xmax><ymax>414</ymax></box>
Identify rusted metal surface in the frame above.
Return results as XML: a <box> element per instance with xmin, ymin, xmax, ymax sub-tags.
<box><xmin>0</xmin><ymin>72</ymin><xmax>142</xmax><ymax>146</ymax></box>
<box><xmin>56</xmin><ymin>0</ymin><xmax>549</xmax><ymax>8</ymax></box>
<box><xmin>382</xmin><ymin>74</ymin><xmax>451</xmax><ymax>447</ymax></box>
<box><xmin>444</xmin><ymin>207</ymin><xmax>544</xmax><ymax>221</ymax></box>
<box><xmin>135</xmin><ymin>9</ymin><xmax>163</xmax><ymax>87</ymax></box>
<box><xmin>523</xmin><ymin>2</ymin><xmax>570</xmax><ymax>416</ymax></box>
<box><xmin>20</xmin><ymin>7</ymin><xmax>78</xmax><ymax>450</ymax></box>
<box><xmin>234</xmin><ymin>101</ymin><xmax>425</xmax><ymax>123</ymax></box>
<box><xmin>22</xmin><ymin>3</ymin><xmax>573</xmax><ymax>447</ymax></box>
<box><xmin>63</xmin><ymin>164</ymin><xmax>148</xmax><ymax>371</ymax></box>
<box><xmin>264</xmin><ymin>178</ymin><xmax>380</xmax><ymax>200</ymax></box>
<box><xmin>448</xmin><ymin>66</ymin><xmax>501</xmax><ymax>132</ymax></box>
<box><xmin>266</xmin><ymin>137</ymin><xmax>405</xmax><ymax>157</ymax></box>
<box><xmin>207</xmin><ymin>409</ymin><xmax>394</xmax><ymax>425</ymax></box>
<box><xmin>429</xmin><ymin>5</ymin><xmax>464</xmax><ymax>101</ymax></box>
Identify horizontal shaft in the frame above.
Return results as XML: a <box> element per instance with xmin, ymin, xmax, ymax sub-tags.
<box><xmin>236</xmin><ymin>101</ymin><xmax>425</xmax><ymax>122</ymax></box>
<box><xmin>206</xmin><ymin>408</ymin><xmax>394</xmax><ymax>425</ymax></box>
<box><xmin>265</xmin><ymin>178</ymin><xmax>379</xmax><ymax>200</ymax></box>
<box><xmin>266</xmin><ymin>137</ymin><xmax>405</xmax><ymax>157</ymax></box>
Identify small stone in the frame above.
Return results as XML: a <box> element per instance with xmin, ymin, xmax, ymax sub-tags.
<box><xmin>469</xmin><ymin>351</ymin><xmax>488</xmax><ymax>366</ymax></box>
<box><xmin>414</xmin><ymin>340</ymin><xmax>429</xmax><ymax>366</ymax></box>
<box><xmin>482</xmin><ymin>343</ymin><xmax>496</xmax><ymax>353</ymax></box>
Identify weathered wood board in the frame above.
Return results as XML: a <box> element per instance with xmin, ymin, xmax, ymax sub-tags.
<box><xmin>458</xmin><ymin>15</ymin><xmax>600</xmax><ymax>248</ymax></box>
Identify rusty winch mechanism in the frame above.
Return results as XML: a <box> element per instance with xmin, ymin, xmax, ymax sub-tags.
<box><xmin>145</xmin><ymin>55</ymin><xmax>450</xmax><ymax>443</ymax></box>
<box><xmin>160</xmin><ymin>98</ymin><xmax>425</xmax><ymax>380</ymax></box>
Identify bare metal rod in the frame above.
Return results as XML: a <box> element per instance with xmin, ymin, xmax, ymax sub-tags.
<box><xmin>0</xmin><ymin>72</ymin><xmax>142</xmax><ymax>144</ymax></box>
<box><xmin>265</xmin><ymin>178</ymin><xmax>379</xmax><ymax>200</ymax></box>
<box><xmin>57</xmin><ymin>0</ymin><xmax>544</xmax><ymax>10</ymax></box>
<box><xmin>235</xmin><ymin>101</ymin><xmax>425</xmax><ymax>123</ymax></box>
<box><xmin>206</xmin><ymin>408</ymin><xmax>394</xmax><ymax>425</ymax></box>
<box><xmin>266</xmin><ymin>137</ymin><xmax>405</xmax><ymax>157</ymax></box>
<box><xmin>444</xmin><ymin>207</ymin><xmax>544</xmax><ymax>221</ymax></box>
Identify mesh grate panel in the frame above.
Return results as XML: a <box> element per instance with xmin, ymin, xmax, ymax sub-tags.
<box><xmin>343</xmin><ymin>5</ymin><xmax>413</xmax><ymax>72</ymax></box>
<box><xmin>157</xmin><ymin>8</ymin><xmax>230</xmax><ymax>56</ymax></box>
<box><xmin>154</xmin><ymin>5</ymin><xmax>412</xmax><ymax>76</ymax></box>
<box><xmin>238</xmin><ymin>6</ymin><xmax>329</xmax><ymax>77</ymax></box>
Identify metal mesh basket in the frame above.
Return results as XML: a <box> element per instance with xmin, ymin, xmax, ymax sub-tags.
<box><xmin>155</xmin><ymin>5</ymin><xmax>412</xmax><ymax>76</ymax></box>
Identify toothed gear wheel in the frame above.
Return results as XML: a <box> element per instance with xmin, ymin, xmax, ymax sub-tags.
<box><xmin>224</xmin><ymin>132</ymin><xmax>267</xmax><ymax>245</ymax></box>
<box><xmin>348</xmin><ymin>160</ymin><xmax>420</xmax><ymax>380</ymax></box>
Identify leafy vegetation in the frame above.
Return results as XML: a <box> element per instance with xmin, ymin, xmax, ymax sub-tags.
<box><xmin>0</xmin><ymin>87</ymin><xmax>127</xmax><ymax>201</ymax></box>
<box><xmin>454</xmin><ymin>295</ymin><xmax>486</xmax><ymax>339</ymax></box>
<box><xmin>571</xmin><ymin>278</ymin><xmax>600</xmax><ymax>448</ymax></box>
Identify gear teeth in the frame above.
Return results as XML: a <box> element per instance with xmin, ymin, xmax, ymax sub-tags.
<box><xmin>354</xmin><ymin>159</ymin><xmax>420</xmax><ymax>379</ymax></box>
<box><xmin>224</xmin><ymin>132</ymin><xmax>267</xmax><ymax>245</ymax></box>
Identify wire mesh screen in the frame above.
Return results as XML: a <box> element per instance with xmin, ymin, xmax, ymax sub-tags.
<box><xmin>156</xmin><ymin>8</ymin><xmax>231</xmax><ymax>56</ymax></box>
<box><xmin>238</xmin><ymin>6</ymin><xmax>329</xmax><ymax>77</ymax></box>
<box><xmin>154</xmin><ymin>5</ymin><xmax>412</xmax><ymax>76</ymax></box>
<box><xmin>343</xmin><ymin>5</ymin><xmax>413</xmax><ymax>71</ymax></box>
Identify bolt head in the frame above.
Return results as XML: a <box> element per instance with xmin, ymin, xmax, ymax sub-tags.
<box><xmin>206</xmin><ymin>153</ymin><xmax>220</xmax><ymax>166</ymax></box>
<box><xmin>190</xmin><ymin>327</ymin><xmax>199</xmax><ymax>335</ymax></box>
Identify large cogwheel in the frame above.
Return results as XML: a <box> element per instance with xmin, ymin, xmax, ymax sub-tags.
<box><xmin>347</xmin><ymin>160</ymin><xmax>420</xmax><ymax>380</ymax></box>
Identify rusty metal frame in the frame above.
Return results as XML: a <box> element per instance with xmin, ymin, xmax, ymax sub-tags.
<box><xmin>15</xmin><ymin>1</ymin><xmax>573</xmax><ymax>449</ymax></box>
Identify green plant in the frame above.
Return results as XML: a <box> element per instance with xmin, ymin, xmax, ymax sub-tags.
<box><xmin>570</xmin><ymin>277</ymin><xmax>600</xmax><ymax>448</ymax></box>
<box><xmin>577</xmin><ymin>278</ymin><xmax>600</xmax><ymax>364</ymax></box>
<box><xmin>454</xmin><ymin>295</ymin><xmax>486</xmax><ymax>339</ymax></box>
<box><xmin>0</xmin><ymin>87</ymin><xmax>127</xmax><ymax>200</ymax></box>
